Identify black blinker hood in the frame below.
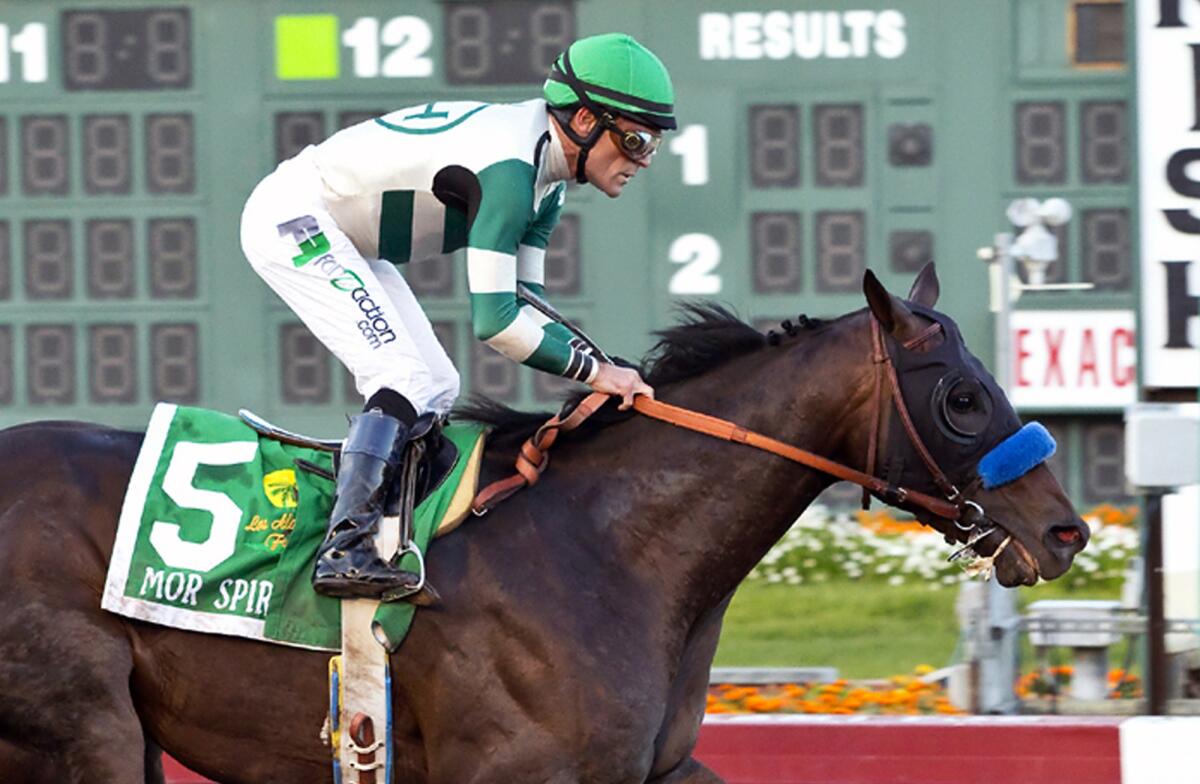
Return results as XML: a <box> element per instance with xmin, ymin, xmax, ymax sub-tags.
<box><xmin>878</xmin><ymin>303</ymin><xmax>1022</xmax><ymax>495</ymax></box>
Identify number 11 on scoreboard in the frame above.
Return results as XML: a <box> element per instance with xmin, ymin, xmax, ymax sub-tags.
<box><xmin>0</xmin><ymin>22</ymin><xmax>48</xmax><ymax>83</ymax></box>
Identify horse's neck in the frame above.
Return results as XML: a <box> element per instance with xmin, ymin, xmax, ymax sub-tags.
<box><xmin>609</xmin><ymin>319</ymin><xmax>872</xmax><ymax>618</ymax></box>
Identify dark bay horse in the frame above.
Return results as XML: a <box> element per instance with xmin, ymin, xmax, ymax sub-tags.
<box><xmin>0</xmin><ymin>266</ymin><xmax>1088</xmax><ymax>783</ymax></box>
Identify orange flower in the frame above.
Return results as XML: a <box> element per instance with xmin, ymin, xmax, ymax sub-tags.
<box><xmin>1083</xmin><ymin>503</ymin><xmax>1138</xmax><ymax>527</ymax></box>
<box><xmin>744</xmin><ymin>695</ymin><xmax>785</xmax><ymax>712</ymax></box>
<box><xmin>720</xmin><ymin>686</ymin><xmax>757</xmax><ymax>702</ymax></box>
<box><xmin>855</xmin><ymin>509</ymin><xmax>927</xmax><ymax>534</ymax></box>
<box><xmin>705</xmin><ymin>674</ymin><xmax>964</xmax><ymax>716</ymax></box>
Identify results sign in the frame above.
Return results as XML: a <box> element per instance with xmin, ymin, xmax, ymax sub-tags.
<box><xmin>1138</xmin><ymin>0</ymin><xmax>1200</xmax><ymax>388</ymax></box>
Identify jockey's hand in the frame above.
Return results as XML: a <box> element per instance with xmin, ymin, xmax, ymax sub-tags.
<box><xmin>589</xmin><ymin>363</ymin><xmax>654</xmax><ymax>411</ymax></box>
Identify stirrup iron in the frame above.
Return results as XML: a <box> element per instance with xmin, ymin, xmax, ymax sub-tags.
<box><xmin>381</xmin><ymin>436</ymin><xmax>427</xmax><ymax>602</ymax></box>
<box><xmin>382</xmin><ymin>543</ymin><xmax>426</xmax><ymax>602</ymax></box>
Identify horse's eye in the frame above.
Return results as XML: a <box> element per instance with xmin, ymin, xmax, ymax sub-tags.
<box><xmin>932</xmin><ymin>372</ymin><xmax>994</xmax><ymax>442</ymax></box>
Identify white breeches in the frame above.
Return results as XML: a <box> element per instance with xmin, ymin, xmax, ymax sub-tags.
<box><xmin>239</xmin><ymin>149</ymin><xmax>460</xmax><ymax>414</ymax></box>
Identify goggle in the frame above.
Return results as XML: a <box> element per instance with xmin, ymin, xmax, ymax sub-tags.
<box><xmin>601</xmin><ymin>115</ymin><xmax>661</xmax><ymax>161</ymax></box>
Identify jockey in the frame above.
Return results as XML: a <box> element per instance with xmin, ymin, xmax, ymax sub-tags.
<box><xmin>239</xmin><ymin>33</ymin><xmax>676</xmax><ymax>599</ymax></box>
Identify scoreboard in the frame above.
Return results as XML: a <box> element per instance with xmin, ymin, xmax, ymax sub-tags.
<box><xmin>0</xmin><ymin>0</ymin><xmax>1137</xmax><ymax>504</ymax></box>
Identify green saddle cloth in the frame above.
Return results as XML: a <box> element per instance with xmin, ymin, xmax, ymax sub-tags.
<box><xmin>100</xmin><ymin>403</ymin><xmax>485</xmax><ymax>653</ymax></box>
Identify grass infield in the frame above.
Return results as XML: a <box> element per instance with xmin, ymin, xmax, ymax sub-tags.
<box><xmin>715</xmin><ymin>578</ymin><xmax>1124</xmax><ymax>679</ymax></box>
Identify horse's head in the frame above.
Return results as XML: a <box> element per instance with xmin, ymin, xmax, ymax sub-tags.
<box><xmin>860</xmin><ymin>264</ymin><xmax>1088</xmax><ymax>587</ymax></box>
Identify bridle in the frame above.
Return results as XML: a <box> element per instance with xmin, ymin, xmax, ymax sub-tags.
<box><xmin>472</xmin><ymin>315</ymin><xmax>993</xmax><ymax>538</ymax></box>
<box><xmin>861</xmin><ymin>316</ymin><xmax>989</xmax><ymax>531</ymax></box>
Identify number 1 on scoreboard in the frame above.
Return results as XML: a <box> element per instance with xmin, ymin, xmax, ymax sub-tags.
<box><xmin>669</xmin><ymin>124</ymin><xmax>709</xmax><ymax>186</ymax></box>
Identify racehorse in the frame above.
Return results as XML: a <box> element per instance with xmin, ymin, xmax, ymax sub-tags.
<box><xmin>0</xmin><ymin>265</ymin><xmax>1088</xmax><ymax>784</ymax></box>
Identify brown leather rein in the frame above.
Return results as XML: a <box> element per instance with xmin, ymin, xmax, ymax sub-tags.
<box><xmin>472</xmin><ymin>317</ymin><xmax>970</xmax><ymax>523</ymax></box>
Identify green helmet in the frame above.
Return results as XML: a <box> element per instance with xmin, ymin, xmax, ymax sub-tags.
<box><xmin>544</xmin><ymin>33</ymin><xmax>676</xmax><ymax>131</ymax></box>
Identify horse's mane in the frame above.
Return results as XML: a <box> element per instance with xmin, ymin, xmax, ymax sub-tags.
<box><xmin>454</xmin><ymin>303</ymin><xmax>824</xmax><ymax>445</ymax></box>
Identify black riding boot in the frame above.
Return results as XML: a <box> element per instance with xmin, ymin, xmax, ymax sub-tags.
<box><xmin>312</xmin><ymin>409</ymin><xmax>422</xmax><ymax>599</ymax></box>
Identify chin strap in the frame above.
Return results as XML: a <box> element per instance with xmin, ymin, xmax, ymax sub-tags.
<box><xmin>573</xmin><ymin>144</ymin><xmax>594</xmax><ymax>184</ymax></box>
<box><xmin>553</xmin><ymin>112</ymin><xmax>606</xmax><ymax>184</ymax></box>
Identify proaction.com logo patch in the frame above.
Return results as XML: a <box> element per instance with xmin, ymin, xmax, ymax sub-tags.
<box><xmin>276</xmin><ymin>216</ymin><xmax>397</xmax><ymax>350</ymax></box>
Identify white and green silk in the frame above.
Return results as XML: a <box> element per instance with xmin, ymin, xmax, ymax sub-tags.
<box><xmin>313</xmin><ymin>98</ymin><xmax>596</xmax><ymax>382</ymax></box>
<box><xmin>241</xmin><ymin>98</ymin><xmax>595</xmax><ymax>414</ymax></box>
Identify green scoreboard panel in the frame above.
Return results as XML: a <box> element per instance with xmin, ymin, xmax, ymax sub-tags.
<box><xmin>0</xmin><ymin>0</ymin><xmax>1137</xmax><ymax>501</ymax></box>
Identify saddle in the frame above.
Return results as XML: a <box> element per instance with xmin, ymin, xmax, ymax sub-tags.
<box><xmin>403</xmin><ymin>415</ymin><xmax>461</xmax><ymax>514</ymax></box>
<box><xmin>241</xmin><ymin>409</ymin><xmax>461</xmax><ymax>520</ymax></box>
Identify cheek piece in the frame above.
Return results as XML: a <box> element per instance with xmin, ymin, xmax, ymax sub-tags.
<box><xmin>976</xmin><ymin>422</ymin><xmax>1057</xmax><ymax>490</ymax></box>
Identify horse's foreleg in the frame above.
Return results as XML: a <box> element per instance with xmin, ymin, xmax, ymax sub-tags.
<box><xmin>0</xmin><ymin>602</ymin><xmax>146</xmax><ymax>784</ymax></box>
<box><xmin>143</xmin><ymin>734</ymin><xmax>164</xmax><ymax>784</ymax></box>
<box><xmin>55</xmin><ymin>636</ymin><xmax>147</xmax><ymax>784</ymax></box>
<box><xmin>61</xmin><ymin>706</ymin><xmax>147</xmax><ymax>784</ymax></box>
<box><xmin>646</xmin><ymin>757</ymin><xmax>726</xmax><ymax>784</ymax></box>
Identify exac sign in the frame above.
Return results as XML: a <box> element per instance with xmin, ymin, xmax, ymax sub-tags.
<box><xmin>1139</xmin><ymin>0</ymin><xmax>1200</xmax><ymax>387</ymax></box>
<box><xmin>1009</xmin><ymin>311</ymin><xmax>1137</xmax><ymax>410</ymax></box>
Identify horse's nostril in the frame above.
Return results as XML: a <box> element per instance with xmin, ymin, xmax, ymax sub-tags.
<box><xmin>1049</xmin><ymin>524</ymin><xmax>1086</xmax><ymax>547</ymax></box>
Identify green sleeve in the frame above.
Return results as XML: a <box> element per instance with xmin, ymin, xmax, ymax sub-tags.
<box><xmin>469</xmin><ymin>159</ymin><xmax>536</xmax><ymax>254</ymax></box>
<box><xmin>520</xmin><ymin>184</ymin><xmax>565</xmax><ymax>250</ymax></box>
<box><xmin>466</xmin><ymin>167</ymin><xmax>593</xmax><ymax>381</ymax></box>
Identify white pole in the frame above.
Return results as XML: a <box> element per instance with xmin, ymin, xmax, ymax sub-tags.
<box><xmin>978</xmin><ymin>231</ymin><xmax>1021</xmax><ymax>714</ymax></box>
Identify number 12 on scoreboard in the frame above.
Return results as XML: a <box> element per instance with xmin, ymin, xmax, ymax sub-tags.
<box><xmin>275</xmin><ymin>14</ymin><xmax>433</xmax><ymax>81</ymax></box>
<box><xmin>0</xmin><ymin>23</ymin><xmax>48</xmax><ymax>83</ymax></box>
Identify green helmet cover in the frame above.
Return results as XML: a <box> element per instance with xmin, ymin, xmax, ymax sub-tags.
<box><xmin>544</xmin><ymin>33</ymin><xmax>676</xmax><ymax>131</ymax></box>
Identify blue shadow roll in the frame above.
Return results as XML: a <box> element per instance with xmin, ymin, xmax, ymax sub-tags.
<box><xmin>978</xmin><ymin>422</ymin><xmax>1057</xmax><ymax>490</ymax></box>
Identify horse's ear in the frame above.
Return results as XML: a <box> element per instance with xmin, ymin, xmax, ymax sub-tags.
<box><xmin>907</xmin><ymin>262</ymin><xmax>939</xmax><ymax>308</ymax></box>
<box><xmin>864</xmin><ymin>269</ymin><xmax>922</xmax><ymax>340</ymax></box>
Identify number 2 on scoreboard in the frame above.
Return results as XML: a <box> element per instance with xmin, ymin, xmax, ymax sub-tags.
<box><xmin>669</xmin><ymin>234</ymin><xmax>722</xmax><ymax>295</ymax></box>
<box><xmin>0</xmin><ymin>23</ymin><xmax>48</xmax><ymax>83</ymax></box>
